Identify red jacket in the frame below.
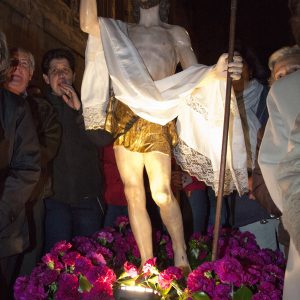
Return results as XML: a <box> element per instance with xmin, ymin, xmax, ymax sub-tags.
<box><xmin>102</xmin><ymin>145</ymin><xmax>127</xmax><ymax>206</ymax></box>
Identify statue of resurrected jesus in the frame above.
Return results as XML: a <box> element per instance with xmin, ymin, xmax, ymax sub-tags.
<box><xmin>75</xmin><ymin>0</ymin><xmax>247</xmax><ymax>272</ymax></box>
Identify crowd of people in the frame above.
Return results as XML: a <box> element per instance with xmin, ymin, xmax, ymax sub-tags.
<box><xmin>1</xmin><ymin>0</ymin><xmax>300</xmax><ymax>299</ymax></box>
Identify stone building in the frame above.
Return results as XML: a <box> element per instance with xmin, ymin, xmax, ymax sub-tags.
<box><xmin>0</xmin><ymin>0</ymin><xmax>136</xmax><ymax>91</ymax></box>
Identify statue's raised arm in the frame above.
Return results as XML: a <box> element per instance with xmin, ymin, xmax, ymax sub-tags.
<box><xmin>80</xmin><ymin>0</ymin><xmax>100</xmax><ymax>36</ymax></box>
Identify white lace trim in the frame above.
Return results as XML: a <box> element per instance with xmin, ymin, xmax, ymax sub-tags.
<box><xmin>83</xmin><ymin>106</ymin><xmax>106</xmax><ymax>130</ymax></box>
<box><xmin>173</xmin><ymin>139</ymin><xmax>248</xmax><ymax>196</ymax></box>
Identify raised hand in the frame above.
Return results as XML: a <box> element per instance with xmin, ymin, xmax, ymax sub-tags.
<box><xmin>59</xmin><ymin>82</ymin><xmax>81</xmax><ymax>111</ymax></box>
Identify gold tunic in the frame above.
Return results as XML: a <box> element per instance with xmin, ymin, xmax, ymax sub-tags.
<box><xmin>105</xmin><ymin>99</ymin><xmax>178</xmax><ymax>155</ymax></box>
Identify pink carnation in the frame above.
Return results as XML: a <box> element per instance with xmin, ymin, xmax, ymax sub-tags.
<box><xmin>142</xmin><ymin>257</ymin><xmax>157</xmax><ymax>277</ymax></box>
<box><xmin>124</xmin><ymin>261</ymin><xmax>138</xmax><ymax>278</ymax></box>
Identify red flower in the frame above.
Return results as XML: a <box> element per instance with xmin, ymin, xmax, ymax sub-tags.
<box><xmin>142</xmin><ymin>258</ymin><xmax>157</xmax><ymax>277</ymax></box>
<box><xmin>124</xmin><ymin>261</ymin><xmax>138</xmax><ymax>278</ymax></box>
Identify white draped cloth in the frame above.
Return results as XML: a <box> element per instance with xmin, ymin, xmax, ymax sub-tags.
<box><xmin>259</xmin><ymin>70</ymin><xmax>300</xmax><ymax>300</ymax></box>
<box><xmin>81</xmin><ymin>17</ymin><xmax>248</xmax><ymax>195</ymax></box>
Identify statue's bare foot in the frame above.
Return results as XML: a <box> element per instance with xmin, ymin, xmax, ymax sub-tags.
<box><xmin>174</xmin><ymin>251</ymin><xmax>191</xmax><ymax>277</ymax></box>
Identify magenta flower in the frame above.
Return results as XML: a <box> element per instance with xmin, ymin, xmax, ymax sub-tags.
<box><xmin>214</xmin><ymin>256</ymin><xmax>243</xmax><ymax>286</ymax></box>
<box><xmin>72</xmin><ymin>236</ymin><xmax>98</xmax><ymax>254</ymax></box>
<box><xmin>30</xmin><ymin>265</ymin><xmax>59</xmax><ymax>286</ymax></box>
<box><xmin>13</xmin><ymin>218</ymin><xmax>285</xmax><ymax>300</ymax></box>
<box><xmin>84</xmin><ymin>264</ymin><xmax>116</xmax><ymax>287</ymax></box>
<box><xmin>213</xmin><ymin>283</ymin><xmax>231</xmax><ymax>299</ymax></box>
<box><xmin>87</xmin><ymin>251</ymin><xmax>107</xmax><ymax>266</ymax></box>
<box><xmin>94</xmin><ymin>231</ymin><xmax>114</xmax><ymax>244</ymax></box>
<box><xmin>14</xmin><ymin>276</ymin><xmax>48</xmax><ymax>300</ymax></box>
<box><xmin>15</xmin><ymin>283</ymin><xmax>47</xmax><ymax>300</ymax></box>
<box><xmin>82</xmin><ymin>280</ymin><xmax>114</xmax><ymax>299</ymax></box>
<box><xmin>61</xmin><ymin>251</ymin><xmax>81</xmax><ymax>267</ymax></box>
<box><xmin>50</xmin><ymin>240</ymin><xmax>72</xmax><ymax>256</ymax></box>
<box><xmin>74</xmin><ymin>256</ymin><xmax>93</xmax><ymax>275</ymax></box>
<box><xmin>158</xmin><ymin>266</ymin><xmax>183</xmax><ymax>289</ymax></box>
<box><xmin>41</xmin><ymin>253</ymin><xmax>63</xmax><ymax>271</ymax></box>
<box><xmin>115</xmin><ymin>216</ymin><xmax>130</xmax><ymax>229</ymax></box>
<box><xmin>55</xmin><ymin>273</ymin><xmax>79</xmax><ymax>300</ymax></box>
<box><xmin>187</xmin><ymin>262</ymin><xmax>215</xmax><ymax>296</ymax></box>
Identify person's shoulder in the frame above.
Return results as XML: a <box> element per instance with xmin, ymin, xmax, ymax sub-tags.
<box><xmin>272</xmin><ymin>69</ymin><xmax>300</xmax><ymax>93</ymax></box>
<box><xmin>28</xmin><ymin>94</ymin><xmax>52</xmax><ymax>107</ymax></box>
<box><xmin>164</xmin><ymin>23</ymin><xmax>187</xmax><ymax>33</ymax></box>
<box><xmin>164</xmin><ymin>23</ymin><xmax>191</xmax><ymax>45</ymax></box>
<box><xmin>0</xmin><ymin>88</ymin><xmax>25</xmax><ymax>108</ymax></box>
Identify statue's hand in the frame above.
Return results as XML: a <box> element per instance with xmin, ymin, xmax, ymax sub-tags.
<box><xmin>215</xmin><ymin>53</ymin><xmax>243</xmax><ymax>80</ymax></box>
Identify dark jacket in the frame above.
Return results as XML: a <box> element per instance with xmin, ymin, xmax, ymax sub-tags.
<box><xmin>26</xmin><ymin>95</ymin><xmax>61</xmax><ymax>200</ymax></box>
<box><xmin>47</xmin><ymin>91</ymin><xmax>102</xmax><ymax>204</ymax></box>
<box><xmin>0</xmin><ymin>88</ymin><xmax>40</xmax><ymax>258</ymax></box>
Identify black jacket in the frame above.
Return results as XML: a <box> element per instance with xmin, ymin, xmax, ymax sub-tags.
<box><xmin>47</xmin><ymin>92</ymin><xmax>103</xmax><ymax>204</ymax></box>
<box><xmin>26</xmin><ymin>95</ymin><xmax>61</xmax><ymax>200</ymax></box>
<box><xmin>0</xmin><ymin>88</ymin><xmax>40</xmax><ymax>257</ymax></box>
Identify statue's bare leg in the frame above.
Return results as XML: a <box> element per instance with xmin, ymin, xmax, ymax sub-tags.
<box><xmin>144</xmin><ymin>151</ymin><xmax>190</xmax><ymax>270</ymax></box>
<box><xmin>114</xmin><ymin>146</ymin><xmax>153</xmax><ymax>266</ymax></box>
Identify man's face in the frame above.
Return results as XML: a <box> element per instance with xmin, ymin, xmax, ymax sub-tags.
<box><xmin>43</xmin><ymin>58</ymin><xmax>75</xmax><ymax>96</ymax></box>
<box><xmin>137</xmin><ymin>0</ymin><xmax>160</xmax><ymax>9</ymax></box>
<box><xmin>273</xmin><ymin>56</ymin><xmax>300</xmax><ymax>81</ymax></box>
<box><xmin>6</xmin><ymin>51</ymin><xmax>33</xmax><ymax>95</ymax></box>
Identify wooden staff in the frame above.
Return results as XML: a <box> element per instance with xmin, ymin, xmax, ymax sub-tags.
<box><xmin>211</xmin><ymin>0</ymin><xmax>238</xmax><ymax>261</ymax></box>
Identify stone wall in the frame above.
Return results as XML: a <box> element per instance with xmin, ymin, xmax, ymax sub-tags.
<box><xmin>0</xmin><ymin>0</ymin><xmax>133</xmax><ymax>92</ymax></box>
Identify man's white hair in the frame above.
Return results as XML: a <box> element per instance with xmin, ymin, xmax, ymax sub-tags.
<box><xmin>268</xmin><ymin>45</ymin><xmax>300</xmax><ymax>71</ymax></box>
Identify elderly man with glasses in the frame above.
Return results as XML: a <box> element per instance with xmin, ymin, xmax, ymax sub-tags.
<box><xmin>4</xmin><ymin>47</ymin><xmax>61</xmax><ymax>276</ymax></box>
<box><xmin>0</xmin><ymin>35</ymin><xmax>40</xmax><ymax>300</ymax></box>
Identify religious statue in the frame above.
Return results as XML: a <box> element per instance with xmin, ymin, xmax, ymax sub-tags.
<box><xmin>78</xmin><ymin>0</ymin><xmax>247</xmax><ymax>272</ymax></box>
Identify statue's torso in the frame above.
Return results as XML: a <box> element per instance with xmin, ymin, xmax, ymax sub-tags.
<box><xmin>128</xmin><ymin>23</ymin><xmax>179</xmax><ymax>81</ymax></box>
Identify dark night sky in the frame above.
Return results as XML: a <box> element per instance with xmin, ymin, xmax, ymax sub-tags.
<box><xmin>169</xmin><ymin>0</ymin><xmax>292</xmax><ymax>68</ymax></box>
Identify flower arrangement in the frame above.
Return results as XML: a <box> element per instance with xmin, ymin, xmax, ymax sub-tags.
<box><xmin>14</xmin><ymin>216</ymin><xmax>286</xmax><ymax>300</ymax></box>
<box><xmin>187</xmin><ymin>228</ymin><xmax>286</xmax><ymax>299</ymax></box>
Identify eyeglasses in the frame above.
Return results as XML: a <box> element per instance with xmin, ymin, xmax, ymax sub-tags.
<box><xmin>48</xmin><ymin>67</ymin><xmax>72</xmax><ymax>76</ymax></box>
<box><xmin>10</xmin><ymin>58</ymin><xmax>31</xmax><ymax>69</ymax></box>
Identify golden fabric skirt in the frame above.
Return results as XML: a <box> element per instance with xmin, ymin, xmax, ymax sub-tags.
<box><xmin>107</xmin><ymin>100</ymin><xmax>178</xmax><ymax>155</ymax></box>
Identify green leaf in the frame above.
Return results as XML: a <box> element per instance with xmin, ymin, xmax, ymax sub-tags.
<box><xmin>192</xmin><ymin>291</ymin><xmax>211</xmax><ymax>300</ymax></box>
<box><xmin>118</xmin><ymin>271</ymin><xmax>138</xmax><ymax>280</ymax></box>
<box><xmin>160</xmin><ymin>286</ymin><xmax>172</xmax><ymax>296</ymax></box>
<box><xmin>78</xmin><ymin>275</ymin><xmax>93</xmax><ymax>293</ymax></box>
<box><xmin>118</xmin><ymin>278</ymin><xmax>137</xmax><ymax>286</ymax></box>
<box><xmin>191</xmin><ymin>248</ymin><xmax>200</xmax><ymax>259</ymax></box>
<box><xmin>148</xmin><ymin>276</ymin><xmax>159</xmax><ymax>285</ymax></box>
<box><xmin>47</xmin><ymin>282</ymin><xmax>58</xmax><ymax>297</ymax></box>
<box><xmin>233</xmin><ymin>286</ymin><xmax>253</xmax><ymax>300</ymax></box>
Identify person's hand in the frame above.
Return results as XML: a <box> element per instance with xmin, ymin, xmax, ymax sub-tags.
<box><xmin>248</xmin><ymin>175</ymin><xmax>256</xmax><ymax>200</ymax></box>
<box><xmin>215</xmin><ymin>53</ymin><xmax>243</xmax><ymax>80</ymax></box>
<box><xmin>59</xmin><ymin>82</ymin><xmax>81</xmax><ymax>111</ymax></box>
